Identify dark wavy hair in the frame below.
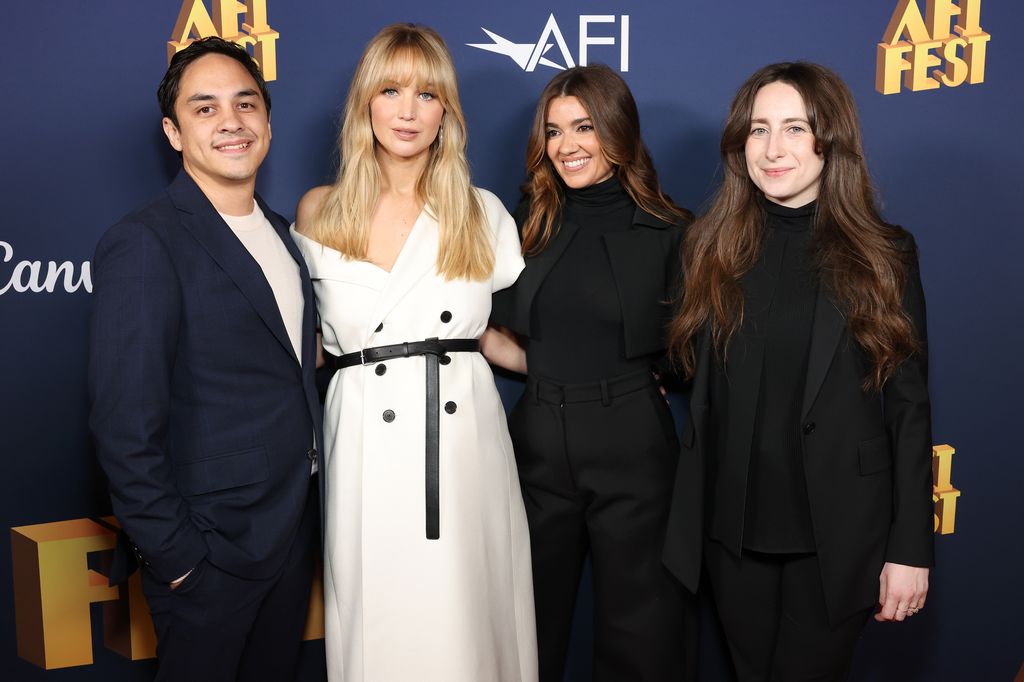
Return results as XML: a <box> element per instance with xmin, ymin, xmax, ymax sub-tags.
<box><xmin>668</xmin><ymin>62</ymin><xmax>920</xmax><ymax>391</ymax></box>
<box><xmin>158</xmin><ymin>37</ymin><xmax>271</xmax><ymax>126</ymax></box>
<box><xmin>520</xmin><ymin>64</ymin><xmax>690</xmax><ymax>255</ymax></box>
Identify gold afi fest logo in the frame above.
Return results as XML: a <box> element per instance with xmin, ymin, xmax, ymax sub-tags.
<box><xmin>933</xmin><ymin>444</ymin><xmax>960</xmax><ymax>534</ymax></box>
<box><xmin>10</xmin><ymin>445</ymin><xmax>959</xmax><ymax>669</ymax></box>
<box><xmin>876</xmin><ymin>0</ymin><xmax>990</xmax><ymax>94</ymax></box>
<box><xmin>168</xmin><ymin>0</ymin><xmax>279</xmax><ymax>80</ymax></box>
<box><xmin>10</xmin><ymin>518</ymin><xmax>324</xmax><ymax>670</ymax></box>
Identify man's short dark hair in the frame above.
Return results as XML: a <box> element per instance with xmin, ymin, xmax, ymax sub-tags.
<box><xmin>157</xmin><ymin>37</ymin><xmax>272</xmax><ymax>126</ymax></box>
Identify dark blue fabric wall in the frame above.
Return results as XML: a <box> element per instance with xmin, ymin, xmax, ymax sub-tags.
<box><xmin>2</xmin><ymin>1</ymin><xmax>1019</xmax><ymax>679</ymax></box>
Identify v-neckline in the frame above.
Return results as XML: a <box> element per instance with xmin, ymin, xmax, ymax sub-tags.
<box><xmin>291</xmin><ymin>210</ymin><xmax>426</xmax><ymax>277</ymax></box>
<box><xmin>368</xmin><ymin>208</ymin><xmax>425</xmax><ymax>275</ymax></box>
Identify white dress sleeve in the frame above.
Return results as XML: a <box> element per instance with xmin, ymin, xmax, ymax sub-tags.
<box><xmin>475</xmin><ymin>188</ymin><xmax>525</xmax><ymax>293</ymax></box>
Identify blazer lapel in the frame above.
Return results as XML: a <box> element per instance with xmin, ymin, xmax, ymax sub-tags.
<box><xmin>506</xmin><ymin>218</ymin><xmax>582</xmax><ymax>337</ymax></box>
<box><xmin>801</xmin><ymin>288</ymin><xmax>845</xmax><ymax>418</ymax></box>
<box><xmin>259</xmin><ymin>197</ymin><xmax>315</xmax><ymax>369</ymax></box>
<box><xmin>168</xmin><ymin>172</ymin><xmax>299</xmax><ymax>365</ymax></box>
<box><xmin>724</xmin><ymin>238</ymin><xmax>784</xmax><ymax>432</ymax></box>
<box><xmin>687</xmin><ymin>327</ymin><xmax>713</xmax><ymax>445</ymax></box>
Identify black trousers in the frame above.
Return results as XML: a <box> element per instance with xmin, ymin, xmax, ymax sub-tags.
<box><xmin>705</xmin><ymin>540</ymin><xmax>872</xmax><ymax>682</ymax></box>
<box><xmin>510</xmin><ymin>370</ymin><xmax>696</xmax><ymax>682</ymax></box>
<box><xmin>141</xmin><ymin>477</ymin><xmax>320</xmax><ymax>682</ymax></box>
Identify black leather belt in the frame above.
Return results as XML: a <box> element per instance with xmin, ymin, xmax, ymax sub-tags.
<box><xmin>528</xmin><ymin>368</ymin><xmax>657</xmax><ymax>406</ymax></box>
<box><xmin>327</xmin><ymin>337</ymin><xmax>480</xmax><ymax>540</ymax></box>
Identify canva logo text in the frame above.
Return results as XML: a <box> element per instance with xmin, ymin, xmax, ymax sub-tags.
<box><xmin>0</xmin><ymin>241</ymin><xmax>91</xmax><ymax>295</ymax></box>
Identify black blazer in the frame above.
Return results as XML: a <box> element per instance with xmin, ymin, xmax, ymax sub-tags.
<box><xmin>663</xmin><ymin>234</ymin><xmax>934</xmax><ymax>624</ymax></box>
<box><xmin>88</xmin><ymin>171</ymin><xmax>324</xmax><ymax>584</ymax></box>
<box><xmin>491</xmin><ymin>200</ymin><xmax>686</xmax><ymax>360</ymax></box>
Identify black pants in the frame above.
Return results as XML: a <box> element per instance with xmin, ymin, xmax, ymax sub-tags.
<box><xmin>510</xmin><ymin>370</ymin><xmax>696</xmax><ymax>682</ymax></box>
<box><xmin>705</xmin><ymin>540</ymin><xmax>872</xmax><ymax>682</ymax></box>
<box><xmin>141</xmin><ymin>478</ymin><xmax>320</xmax><ymax>682</ymax></box>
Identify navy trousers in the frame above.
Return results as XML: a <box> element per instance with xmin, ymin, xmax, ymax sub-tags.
<box><xmin>141</xmin><ymin>478</ymin><xmax>319</xmax><ymax>682</ymax></box>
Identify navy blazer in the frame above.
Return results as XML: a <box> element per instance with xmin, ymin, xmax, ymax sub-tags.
<box><xmin>663</xmin><ymin>234</ymin><xmax>934</xmax><ymax>625</ymax></box>
<box><xmin>491</xmin><ymin>199</ymin><xmax>686</xmax><ymax>360</ymax></box>
<box><xmin>88</xmin><ymin>171</ymin><xmax>323</xmax><ymax>584</ymax></box>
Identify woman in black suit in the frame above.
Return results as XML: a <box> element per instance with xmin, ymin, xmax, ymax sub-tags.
<box><xmin>483</xmin><ymin>64</ymin><xmax>695</xmax><ymax>681</ymax></box>
<box><xmin>662</xmin><ymin>62</ymin><xmax>933</xmax><ymax>681</ymax></box>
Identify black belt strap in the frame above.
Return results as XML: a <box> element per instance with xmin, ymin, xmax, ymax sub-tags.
<box><xmin>424</xmin><ymin>345</ymin><xmax>440</xmax><ymax>540</ymax></box>
<box><xmin>327</xmin><ymin>337</ymin><xmax>480</xmax><ymax>539</ymax></box>
<box><xmin>327</xmin><ymin>338</ymin><xmax>480</xmax><ymax>370</ymax></box>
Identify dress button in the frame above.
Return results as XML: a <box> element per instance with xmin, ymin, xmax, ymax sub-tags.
<box><xmin>307</xmin><ymin>448</ymin><xmax>318</xmax><ymax>462</ymax></box>
<box><xmin>440</xmin><ymin>310</ymin><xmax>452</xmax><ymax>323</ymax></box>
<box><xmin>375</xmin><ymin>364</ymin><xmax>387</xmax><ymax>376</ymax></box>
<box><xmin>802</xmin><ymin>422</ymin><xmax>816</xmax><ymax>435</ymax></box>
<box><xmin>444</xmin><ymin>401</ymin><xmax>457</xmax><ymax>414</ymax></box>
<box><xmin>383</xmin><ymin>409</ymin><xmax>396</xmax><ymax>423</ymax></box>
<box><xmin>375</xmin><ymin>322</ymin><xmax>383</xmax><ymax>333</ymax></box>
<box><xmin>439</xmin><ymin>355</ymin><xmax>451</xmax><ymax>365</ymax></box>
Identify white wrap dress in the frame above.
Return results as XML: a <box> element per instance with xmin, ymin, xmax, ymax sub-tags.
<box><xmin>291</xmin><ymin>189</ymin><xmax>538</xmax><ymax>682</ymax></box>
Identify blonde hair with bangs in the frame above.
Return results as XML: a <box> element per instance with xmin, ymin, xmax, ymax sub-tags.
<box><xmin>309</xmin><ymin>23</ymin><xmax>492</xmax><ymax>281</ymax></box>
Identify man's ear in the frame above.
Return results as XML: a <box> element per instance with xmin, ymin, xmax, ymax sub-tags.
<box><xmin>162</xmin><ymin>117</ymin><xmax>183</xmax><ymax>152</ymax></box>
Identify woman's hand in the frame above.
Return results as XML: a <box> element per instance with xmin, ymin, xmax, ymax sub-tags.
<box><xmin>480</xmin><ymin>325</ymin><xmax>527</xmax><ymax>375</ymax></box>
<box><xmin>315</xmin><ymin>331</ymin><xmax>325</xmax><ymax>368</ymax></box>
<box><xmin>874</xmin><ymin>562</ymin><xmax>929</xmax><ymax>622</ymax></box>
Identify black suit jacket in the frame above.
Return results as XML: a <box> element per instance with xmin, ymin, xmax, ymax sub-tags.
<box><xmin>88</xmin><ymin>170</ymin><xmax>324</xmax><ymax>584</ymax></box>
<box><xmin>491</xmin><ymin>200</ymin><xmax>686</xmax><ymax>360</ymax></box>
<box><xmin>663</xmin><ymin>234</ymin><xmax>934</xmax><ymax>624</ymax></box>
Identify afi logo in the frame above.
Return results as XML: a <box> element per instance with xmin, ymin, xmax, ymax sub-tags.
<box><xmin>468</xmin><ymin>14</ymin><xmax>630</xmax><ymax>72</ymax></box>
<box><xmin>168</xmin><ymin>0</ymin><xmax>280</xmax><ymax>80</ymax></box>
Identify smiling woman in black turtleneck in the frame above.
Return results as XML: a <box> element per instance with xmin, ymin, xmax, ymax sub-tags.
<box><xmin>483</xmin><ymin>64</ymin><xmax>696</xmax><ymax>681</ymax></box>
<box><xmin>665</xmin><ymin>62</ymin><xmax>934</xmax><ymax>681</ymax></box>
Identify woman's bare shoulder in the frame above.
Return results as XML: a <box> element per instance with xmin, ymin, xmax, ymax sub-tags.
<box><xmin>294</xmin><ymin>185</ymin><xmax>332</xmax><ymax>235</ymax></box>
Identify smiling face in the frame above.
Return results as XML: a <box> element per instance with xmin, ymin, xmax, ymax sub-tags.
<box><xmin>544</xmin><ymin>95</ymin><xmax>614</xmax><ymax>189</ymax></box>
<box><xmin>744</xmin><ymin>81</ymin><xmax>824</xmax><ymax>208</ymax></box>
<box><xmin>162</xmin><ymin>53</ymin><xmax>270</xmax><ymax>199</ymax></box>
<box><xmin>369</xmin><ymin>79</ymin><xmax>444</xmax><ymax>165</ymax></box>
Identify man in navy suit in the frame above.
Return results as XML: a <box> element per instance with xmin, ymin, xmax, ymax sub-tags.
<box><xmin>88</xmin><ymin>37</ymin><xmax>323</xmax><ymax>681</ymax></box>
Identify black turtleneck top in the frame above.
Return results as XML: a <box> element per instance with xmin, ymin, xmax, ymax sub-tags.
<box><xmin>737</xmin><ymin>199</ymin><xmax>819</xmax><ymax>553</ymax></box>
<box><xmin>528</xmin><ymin>176</ymin><xmax>655</xmax><ymax>383</ymax></box>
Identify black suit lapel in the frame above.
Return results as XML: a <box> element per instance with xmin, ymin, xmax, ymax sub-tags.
<box><xmin>801</xmin><ymin>288</ymin><xmax>845</xmax><ymax>418</ymax></box>
<box><xmin>258</xmin><ymin>197</ymin><xmax>316</xmax><ymax>371</ymax></box>
<box><xmin>168</xmin><ymin>172</ymin><xmax>299</xmax><ymax>366</ymax></box>
<box><xmin>725</xmin><ymin>238</ymin><xmax>784</xmax><ymax>431</ymax></box>
<box><xmin>687</xmin><ymin>327</ymin><xmax>713</xmax><ymax>445</ymax></box>
<box><xmin>511</xmin><ymin>219</ymin><xmax>582</xmax><ymax>336</ymax></box>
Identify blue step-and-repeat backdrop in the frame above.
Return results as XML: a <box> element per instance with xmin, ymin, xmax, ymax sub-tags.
<box><xmin>1</xmin><ymin>1</ymin><xmax>1020</xmax><ymax>680</ymax></box>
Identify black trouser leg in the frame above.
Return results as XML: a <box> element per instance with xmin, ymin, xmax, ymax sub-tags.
<box><xmin>706</xmin><ymin>541</ymin><xmax>871</xmax><ymax>682</ymax></box>
<box><xmin>511</xmin><ymin>396</ymin><xmax>589</xmax><ymax>682</ymax></box>
<box><xmin>570</xmin><ymin>387</ymin><xmax>693</xmax><ymax>682</ymax></box>
<box><xmin>511</xmin><ymin>379</ymin><xmax>695</xmax><ymax>682</ymax></box>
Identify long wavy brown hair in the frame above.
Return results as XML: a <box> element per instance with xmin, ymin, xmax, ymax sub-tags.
<box><xmin>668</xmin><ymin>62</ymin><xmax>920</xmax><ymax>391</ymax></box>
<box><xmin>520</xmin><ymin>64</ymin><xmax>691</xmax><ymax>255</ymax></box>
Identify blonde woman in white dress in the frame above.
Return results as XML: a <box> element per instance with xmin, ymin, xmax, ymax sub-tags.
<box><xmin>291</xmin><ymin>23</ymin><xmax>538</xmax><ymax>682</ymax></box>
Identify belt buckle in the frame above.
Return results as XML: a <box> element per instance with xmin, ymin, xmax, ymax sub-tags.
<box><xmin>423</xmin><ymin>337</ymin><xmax>445</xmax><ymax>357</ymax></box>
<box><xmin>360</xmin><ymin>349</ymin><xmax>368</xmax><ymax>365</ymax></box>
